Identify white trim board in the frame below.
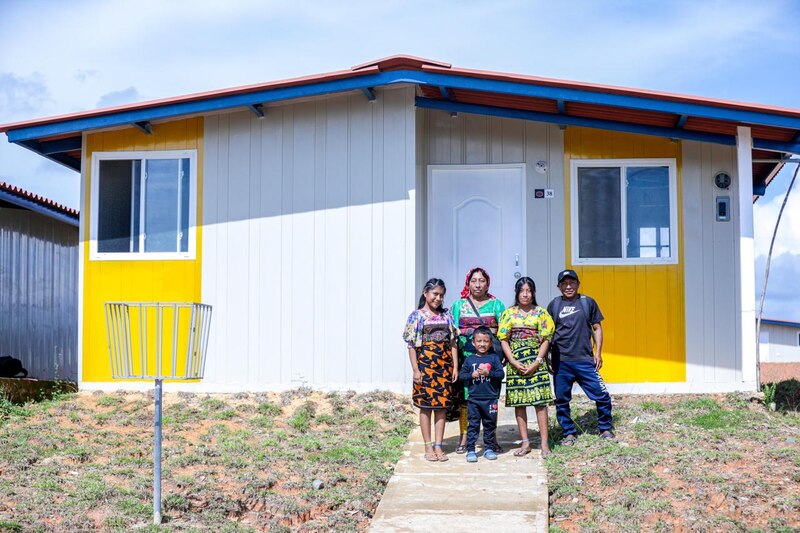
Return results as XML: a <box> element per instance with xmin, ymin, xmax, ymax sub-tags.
<box><xmin>78</xmin><ymin>381</ymin><xmax>411</xmax><ymax>395</ymax></box>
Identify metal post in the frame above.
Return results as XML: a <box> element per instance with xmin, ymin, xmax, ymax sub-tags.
<box><xmin>154</xmin><ymin>378</ymin><xmax>163</xmax><ymax>525</ymax></box>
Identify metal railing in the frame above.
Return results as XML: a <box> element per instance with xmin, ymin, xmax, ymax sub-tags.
<box><xmin>104</xmin><ymin>301</ymin><xmax>212</xmax><ymax>525</ymax></box>
<box><xmin>105</xmin><ymin>302</ymin><xmax>212</xmax><ymax>380</ymax></box>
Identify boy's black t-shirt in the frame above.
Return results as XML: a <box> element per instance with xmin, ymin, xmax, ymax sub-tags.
<box><xmin>547</xmin><ymin>295</ymin><xmax>603</xmax><ymax>361</ymax></box>
<box><xmin>459</xmin><ymin>353</ymin><xmax>504</xmax><ymax>399</ymax></box>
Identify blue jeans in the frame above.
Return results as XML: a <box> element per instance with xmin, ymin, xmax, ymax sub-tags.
<box><xmin>553</xmin><ymin>358</ymin><xmax>613</xmax><ymax>436</ymax></box>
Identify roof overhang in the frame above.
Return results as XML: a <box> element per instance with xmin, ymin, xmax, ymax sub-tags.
<box><xmin>0</xmin><ymin>181</ymin><xmax>79</xmax><ymax>226</ymax></box>
<box><xmin>2</xmin><ymin>55</ymin><xmax>798</xmax><ymax>194</ymax></box>
<box><xmin>761</xmin><ymin>318</ymin><xmax>800</xmax><ymax>328</ymax></box>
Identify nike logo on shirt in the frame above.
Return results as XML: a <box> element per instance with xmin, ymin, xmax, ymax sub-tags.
<box><xmin>559</xmin><ymin>306</ymin><xmax>578</xmax><ymax>319</ymax></box>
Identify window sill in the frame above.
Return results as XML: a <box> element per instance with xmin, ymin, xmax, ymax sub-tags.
<box><xmin>89</xmin><ymin>252</ymin><xmax>196</xmax><ymax>262</ymax></box>
<box><xmin>572</xmin><ymin>257</ymin><xmax>678</xmax><ymax>266</ymax></box>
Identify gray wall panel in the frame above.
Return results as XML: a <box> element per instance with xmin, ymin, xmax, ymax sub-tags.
<box><xmin>0</xmin><ymin>208</ymin><xmax>78</xmax><ymax>380</ymax></box>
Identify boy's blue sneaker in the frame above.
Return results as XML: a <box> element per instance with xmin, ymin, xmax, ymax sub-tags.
<box><xmin>483</xmin><ymin>449</ymin><xmax>497</xmax><ymax>461</ymax></box>
<box><xmin>466</xmin><ymin>451</ymin><xmax>478</xmax><ymax>463</ymax></box>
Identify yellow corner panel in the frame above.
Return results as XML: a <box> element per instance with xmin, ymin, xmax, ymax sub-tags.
<box><xmin>564</xmin><ymin>128</ymin><xmax>686</xmax><ymax>384</ymax></box>
<box><xmin>83</xmin><ymin>118</ymin><xmax>204</xmax><ymax>382</ymax></box>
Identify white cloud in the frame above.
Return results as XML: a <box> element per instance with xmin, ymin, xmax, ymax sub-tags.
<box><xmin>754</xmin><ymin>176</ymin><xmax>800</xmax><ymax>258</ymax></box>
<box><xmin>0</xmin><ymin>72</ymin><xmax>50</xmax><ymax>121</ymax></box>
<box><xmin>75</xmin><ymin>69</ymin><xmax>99</xmax><ymax>82</ymax></box>
<box><xmin>755</xmin><ymin>253</ymin><xmax>800</xmax><ymax>323</ymax></box>
<box><xmin>96</xmin><ymin>87</ymin><xmax>142</xmax><ymax>108</ymax></box>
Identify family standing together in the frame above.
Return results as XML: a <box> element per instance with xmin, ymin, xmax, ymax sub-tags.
<box><xmin>403</xmin><ymin>268</ymin><xmax>614</xmax><ymax>462</ymax></box>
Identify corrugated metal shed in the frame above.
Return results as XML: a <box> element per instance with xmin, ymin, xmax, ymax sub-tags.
<box><xmin>0</xmin><ymin>182</ymin><xmax>78</xmax><ymax>381</ymax></box>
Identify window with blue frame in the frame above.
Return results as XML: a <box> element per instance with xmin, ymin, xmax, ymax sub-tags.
<box><xmin>91</xmin><ymin>150</ymin><xmax>196</xmax><ymax>259</ymax></box>
<box><xmin>571</xmin><ymin>159</ymin><xmax>677</xmax><ymax>265</ymax></box>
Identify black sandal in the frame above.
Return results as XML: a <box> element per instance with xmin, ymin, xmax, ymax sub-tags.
<box><xmin>455</xmin><ymin>444</ymin><xmax>467</xmax><ymax>454</ymax></box>
<box><xmin>562</xmin><ymin>435</ymin><xmax>578</xmax><ymax>446</ymax></box>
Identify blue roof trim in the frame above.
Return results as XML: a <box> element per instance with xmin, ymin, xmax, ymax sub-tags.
<box><xmin>360</xmin><ymin>87</ymin><xmax>376</xmax><ymax>101</ymax></box>
<box><xmin>753</xmin><ymin>138</ymin><xmax>800</xmax><ymax>154</ymax></box>
<box><xmin>39</xmin><ymin>137</ymin><xmax>82</xmax><ymax>154</ymax></box>
<box><xmin>416</xmin><ymin>97</ymin><xmax>737</xmax><ymax>146</ymax></box>
<box><xmin>19</xmin><ymin>140</ymin><xmax>81</xmax><ymax>172</ymax></box>
<box><xmin>761</xmin><ymin>318</ymin><xmax>800</xmax><ymax>328</ymax></box>
<box><xmin>6</xmin><ymin>70</ymin><xmax>800</xmax><ymax>146</ymax></box>
<box><xmin>0</xmin><ymin>189</ymin><xmax>79</xmax><ymax>227</ymax></box>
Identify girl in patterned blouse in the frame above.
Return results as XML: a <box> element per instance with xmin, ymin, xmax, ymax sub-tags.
<box><xmin>403</xmin><ymin>278</ymin><xmax>459</xmax><ymax>462</ymax></box>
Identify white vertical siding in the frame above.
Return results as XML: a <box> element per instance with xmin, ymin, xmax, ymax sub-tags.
<box><xmin>202</xmin><ymin>86</ymin><xmax>416</xmax><ymax>391</ymax></box>
<box><xmin>762</xmin><ymin>323</ymin><xmax>800</xmax><ymax>362</ymax></box>
<box><xmin>682</xmin><ymin>141</ymin><xmax>742</xmax><ymax>385</ymax></box>
<box><xmin>0</xmin><ymin>208</ymin><xmax>78</xmax><ymax>380</ymax></box>
<box><xmin>419</xmin><ymin>110</ymin><xmax>565</xmax><ymax>306</ymax></box>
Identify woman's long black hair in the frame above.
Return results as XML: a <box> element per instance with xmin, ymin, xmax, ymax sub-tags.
<box><xmin>418</xmin><ymin>278</ymin><xmax>447</xmax><ymax>311</ymax></box>
<box><xmin>514</xmin><ymin>276</ymin><xmax>537</xmax><ymax>307</ymax></box>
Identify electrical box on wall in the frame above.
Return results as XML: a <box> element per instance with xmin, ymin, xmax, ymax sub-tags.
<box><xmin>716</xmin><ymin>196</ymin><xmax>731</xmax><ymax>222</ymax></box>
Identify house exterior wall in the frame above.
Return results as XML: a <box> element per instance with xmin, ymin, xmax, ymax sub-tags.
<box><xmin>682</xmin><ymin>141</ymin><xmax>745</xmax><ymax>386</ymax></box>
<box><xmin>0</xmin><ymin>207</ymin><xmax>78</xmax><ymax>380</ymax></box>
<box><xmin>761</xmin><ymin>323</ymin><xmax>800</xmax><ymax>362</ymax></box>
<box><xmin>417</xmin><ymin>110</ymin><xmax>566</xmax><ymax>307</ymax></box>
<box><xmin>81</xmin><ymin>118</ymin><xmax>204</xmax><ymax>383</ymax></box>
<box><xmin>200</xmin><ymin>86</ymin><xmax>417</xmax><ymax>391</ymax></box>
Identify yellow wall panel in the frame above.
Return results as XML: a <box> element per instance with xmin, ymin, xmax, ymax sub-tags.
<box><xmin>564</xmin><ymin>128</ymin><xmax>686</xmax><ymax>383</ymax></box>
<box><xmin>82</xmin><ymin>118</ymin><xmax>203</xmax><ymax>382</ymax></box>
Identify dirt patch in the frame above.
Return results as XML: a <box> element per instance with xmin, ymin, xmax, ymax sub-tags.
<box><xmin>0</xmin><ymin>389</ymin><xmax>414</xmax><ymax>531</ymax></box>
<box><xmin>546</xmin><ymin>393</ymin><xmax>800</xmax><ymax>532</ymax></box>
<box><xmin>762</xmin><ymin>363</ymin><xmax>800</xmax><ymax>383</ymax></box>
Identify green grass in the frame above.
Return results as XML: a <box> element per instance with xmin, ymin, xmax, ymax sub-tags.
<box><xmin>0</xmin><ymin>390</ymin><xmax>414</xmax><ymax>531</ymax></box>
<box><xmin>546</xmin><ymin>393</ymin><xmax>800</xmax><ymax>530</ymax></box>
<box><xmin>95</xmin><ymin>395</ymin><xmax>124</xmax><ymax>407</ymax></box>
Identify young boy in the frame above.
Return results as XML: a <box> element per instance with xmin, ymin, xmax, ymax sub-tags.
<box><xmin>459</xmin><ymin>326</ymin><xmax>505</xmax><ymax>462</ymax></box>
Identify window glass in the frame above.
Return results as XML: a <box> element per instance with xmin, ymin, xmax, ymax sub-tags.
<box><xmin>98</xmin><ymin>160</ymin><xmax>133</xmax><ymax>253</ymax></box>
<box><xmin>144</xmin><ymin>159</ymin><xmax>180</xmax><ymax>252</ymax></box>
<box><xmin>626</xmin><ymin>166</ymin><xmax>670</xmax><ymax>259</ymax></box>
<box><xmin>578</xmin><ymin>167</ymin><xmax>621</xmax><ymax>258</ymax></box>
<box><xmin>132</xmin><ymin>160</ymin><xmax>142</xmax><ymax>252</ymax></box>
<box><xmin>180</xmin><ymin>158</ymin><xmax>190</xmax><ymax>253</ymax></box>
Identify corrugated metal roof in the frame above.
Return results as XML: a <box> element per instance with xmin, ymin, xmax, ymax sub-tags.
<box><xmin>0</xmin><ymin>181</ymin><xmax>79</xmax><ymax>225</ymax></box>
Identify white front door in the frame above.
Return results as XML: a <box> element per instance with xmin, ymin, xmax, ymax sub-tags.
<box><xmin>427</xmin><ymin>164</ymin><xmax>526</xmax><ymax>306</ymax></box>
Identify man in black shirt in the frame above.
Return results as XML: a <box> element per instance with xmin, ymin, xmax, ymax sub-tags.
<box><xmin>547</xmin><ymin>270</ymin><xmax>614</xmax><ymax>445</ymax></box>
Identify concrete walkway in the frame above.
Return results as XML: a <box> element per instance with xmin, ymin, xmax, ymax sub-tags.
<box><xmin>369</xmin><ymin>403</ymin><xmax>549</xmax><ymax>532</ymax></box>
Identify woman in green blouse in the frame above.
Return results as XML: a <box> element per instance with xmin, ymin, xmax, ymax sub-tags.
<box><xmin>450</xmin><ymin>267</ymin><xmax>506</xmax><ymax>454</ymax></box>
<box><xmin>497</xmin><ymin>277</ymin><xmax>555</xmax><ymax>457</ymax></box>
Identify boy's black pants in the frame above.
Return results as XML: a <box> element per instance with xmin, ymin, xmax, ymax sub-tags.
<box><xmin>466</xmin><ymin>398</ymin><xmax>498</xmax><ymax>452</ymax></box>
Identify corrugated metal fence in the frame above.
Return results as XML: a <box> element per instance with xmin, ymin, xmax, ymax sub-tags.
<box><xmin>0</xmin><ymin>208</ymin><xmax>78</xmax><ymax>381</ymax></box>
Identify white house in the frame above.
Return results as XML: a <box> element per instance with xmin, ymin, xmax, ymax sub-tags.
<box><xmin>760</xmin><ymin>318</ymin><xmax>800</xmax><ymax>363</ymax></box>
<box><xmin>2</xmin><ymin>55</ymin><xmax>798</xmax><ymax>393</ymax></box>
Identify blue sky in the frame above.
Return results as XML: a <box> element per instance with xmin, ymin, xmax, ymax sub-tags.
<box><xmin>1</xmin><ymin>0</ymin><xmax>798</xmax><ymax>320</ymax></box>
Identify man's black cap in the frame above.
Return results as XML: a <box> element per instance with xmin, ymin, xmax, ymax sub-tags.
<box><xmin>557</xmin><ymin>269</ymin><xmax>579</xmax><ymax>283</ymax></box>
